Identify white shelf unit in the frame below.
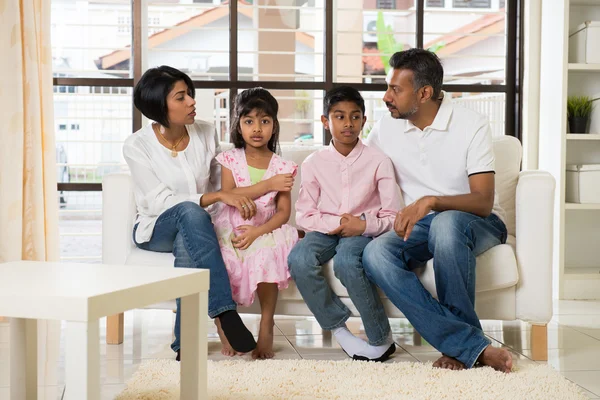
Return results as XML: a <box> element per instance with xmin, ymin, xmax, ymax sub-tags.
<box><xmin>539</xmin><ymin>0</ymin><xmax>600</xmax><ymax>300</ymax></box>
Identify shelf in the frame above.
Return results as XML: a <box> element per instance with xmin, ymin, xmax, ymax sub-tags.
<box><xmin>565</xmin><ymin>203</ymin><xmax>600</xmax><ymax>210</ymax></box>
<box><xmin>568</xmin><ymin>63</ymin><xmax>600</xmax><ymax>71</ymax></box>
<box><xmin>567</xmin><ymin>134</ymin><xmax>600</xmax><ymax>140</ymax></box>
<box><xmin>571</xmin><ymin>0</ymin><xmax>600</xmax><ymax>5</ymax></box>
<box><xmin>564</xmin><ymin>267</ymin><xmax>600</xmax><ymax>276</ymax></box>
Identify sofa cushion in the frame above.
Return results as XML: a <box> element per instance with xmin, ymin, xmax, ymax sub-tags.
<box><xmin>126</xmin><ymin>235</ymin><xmax>519</xmax><ymax>303</ymax></box>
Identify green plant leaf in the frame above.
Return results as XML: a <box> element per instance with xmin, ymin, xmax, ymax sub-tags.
<box><xmin>376</xmin><ymin>11</ymin><xmax>402</xmax><ymax>74</ymax></box>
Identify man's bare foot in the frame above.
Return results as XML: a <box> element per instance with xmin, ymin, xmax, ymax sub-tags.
<box><xmin>478</xmin><ymin>345</ymin><xmax>513</xmax><ymax>373</ymax></box>
<box><xmin>215</xmin><ymin>319</ymin><xmax>242</xmax><ymax>357</ymax></box>
<box><xmin>252</xmin><ymin>320</ymin><xmax>275</xmax><ymax>359</ymax></box>
<box><xmin>433</xmin><ymin>355</ymin><xmax>465</xmax><ymax>370</ymax></box>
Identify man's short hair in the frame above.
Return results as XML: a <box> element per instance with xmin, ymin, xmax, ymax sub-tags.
<box><xmin>389</xmin><ymin>49</ymin><xmax>444</xmax><ymax>100</ymax></box>
<box><xmin>133</xmin><ymin>66</ymin><xmax>195</xmax><ymax>128</ymax></box>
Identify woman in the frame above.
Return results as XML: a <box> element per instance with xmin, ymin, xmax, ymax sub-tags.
<box><xmin>123</xmin><ymin>66</ymin><xmax>293</xmax><ymax>360</ymax></box>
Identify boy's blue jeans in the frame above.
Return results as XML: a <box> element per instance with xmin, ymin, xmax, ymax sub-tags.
<box><xmin>362</xmin><ymin>210</ymin><xmax>508</xmax><ymax>368</ymax></box>
<box><xmin>134</xmin><ymin>201</ymin><xmax>237</xmax><ymax>352</ymax></box>
<box><xmin>288</xmin><ymin>232</ymin><xmax>391</xmax><ymax>346</ymax></box>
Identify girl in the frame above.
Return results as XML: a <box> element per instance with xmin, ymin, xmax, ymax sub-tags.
<box><xmin>213</xmin><ymin>88</ymin><xmax>298</xmax><ymax>359</ymax></box>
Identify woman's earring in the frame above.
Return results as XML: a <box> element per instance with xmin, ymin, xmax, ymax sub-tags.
<box><xmin>159</xmin><ymin>125</ymin><xmax>165</xmax><ymax>135</ymax></box>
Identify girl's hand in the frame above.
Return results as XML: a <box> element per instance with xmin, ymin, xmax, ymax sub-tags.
<box><xmin>267</xmin><ymin>173</ymin><xmax>294</xmax><ymax>192</ymax></box>
<box><xmin>220</xmin><ymin>192</ymin><xmax>256</xmax><ymax>220</ymax></box>
<box><xmin>232</xmin><ymin>225</ymin><xmax>261</xmax><ymax>250</ymax></box>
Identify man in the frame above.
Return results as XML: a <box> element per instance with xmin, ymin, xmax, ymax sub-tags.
<box><xmin>363</xmin><ymin>48</ymin><xmax>513</xmax><ymax>372</ymax></box>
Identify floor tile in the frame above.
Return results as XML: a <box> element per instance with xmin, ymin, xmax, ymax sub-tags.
<box><xmin>554</xmin><ymin>301</ymin><xmax>600</xmax><ymax>316</ymax></box>
<box><xmin>562</xmin><ymin>371</ymin><xmax>600</xmax><ymax>397</ymax></box>
<box><xmin>486</xmin><ymin>326</ymin><xmax>600</xmax><ymax>352</ymax></box>
<box><xmin>0</xmin><ymin>386</ymin><xmax>64</xmax><ymax>400</ymax></box>
<box><xmin>544</xmin><ymin>348</ymin><xmax>600</xmax><ymax>371</ymax></box>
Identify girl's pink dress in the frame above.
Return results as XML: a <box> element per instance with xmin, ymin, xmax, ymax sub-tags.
<box><xmin>213</xmin><ymin>148</ymin><xmax>299</xmax><ymax>307</ymax></box>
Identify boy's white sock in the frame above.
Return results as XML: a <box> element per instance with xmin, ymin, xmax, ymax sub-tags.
<box><xmin>333</xmin><ymin>327</ymin><xmax>395</xmax><ymax>360</ymax></box>
<box><xmin>332</xmin><ymin>326</ymin><xmax>368</xmax><ymax>357</ymax></box>
<box><xmin>352</xmin><ymin>333</ymin><xmax>395</xmax><ymax>360</ymax></box>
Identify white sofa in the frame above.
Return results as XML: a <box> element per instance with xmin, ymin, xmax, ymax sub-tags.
<box><xmin>102</xmin><ymin>136</ymin><xmax>555</xmax><ymax>360</ymax></box>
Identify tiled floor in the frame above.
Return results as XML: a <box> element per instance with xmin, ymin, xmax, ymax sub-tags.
<box><xmin>1</xmin><ymin>300</ymin><xmax>600</xmax><ymax>399</ymax></box>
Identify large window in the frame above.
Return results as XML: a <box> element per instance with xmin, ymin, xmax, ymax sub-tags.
<box><xmin>52</xmin><ymin>0</ymin><xmax>521</xmax><ymax>262</ymax></box>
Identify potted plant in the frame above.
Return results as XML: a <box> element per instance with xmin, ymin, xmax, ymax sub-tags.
<box><xmin>567</xmin><ymin>96</ymin><xmax>599</xmax><ymax>133</ymax></box>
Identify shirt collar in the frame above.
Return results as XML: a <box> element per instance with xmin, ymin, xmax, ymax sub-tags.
<box><xmin>328</xmin><ymin>138</ymin><xmax>364</xmax><ymax>165</ymax></box>
<box><xmin>404</xmin><ymin>91</ymin><xmax>453</xmax><ymax>133</ymax></box>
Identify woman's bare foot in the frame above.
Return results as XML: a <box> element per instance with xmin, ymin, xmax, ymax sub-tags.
<box><xmin>433</xmin><ymin>355</ymin><xmax>465</xmax><ymax>370</ymax></box>
<box><xmin>478</xmin><ymin>345</ymin><xmax>513</xmax><ymax>373</ymax></box>
<box><xmin>252</xmin><ymin>320</ymin><xmax>275</xmax><ymax>359</ymax></box>
<box><xmin>215</xmin><ymin>319</ymin><xmax>242</xmax><ymax>357</ymax></box>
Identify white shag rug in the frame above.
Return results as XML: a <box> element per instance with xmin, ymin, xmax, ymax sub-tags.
<box><xmin>115</xmin><ymin>359</ymin><xmax>586</xmax><ymax>400</ymax></box>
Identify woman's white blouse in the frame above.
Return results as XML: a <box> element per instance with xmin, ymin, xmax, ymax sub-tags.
<box><xmin>123</xmin><ymin>121</ymin><xmax>222</xmax><ymax>244</ymax></box>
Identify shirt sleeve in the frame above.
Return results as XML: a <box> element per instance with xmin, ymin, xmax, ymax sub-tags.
<box><xmin>363</xmin><ymin>157</ymin><xmax>401</xmax><ymax>237</ymax></box>
<box><xmin>466</xmin><ymin>118</ymin><xmax>495</xmax><ymax>176</ymax></box>
<box><xmin>123</xmin><ymin>141</ymin><xmax>201</xmax><ymax>218</ymax></box>
<box><xmin>295</xmin><ymin>159</ymin><xmax>341</xmax><ymax>234</ymax></box>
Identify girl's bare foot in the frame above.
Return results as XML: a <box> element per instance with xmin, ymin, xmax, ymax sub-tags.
<box><xmin>215</xmin><ymin>319</ymin><xmax>242</xmax><ymax>357</ymax></box>
<box><xmin>253</xmin><ymin>320</ymin><xmax>275</xmax><ymax>359</ymax></box>
<box><xmin>478</xmin><ymin>345</ymin><xmax>513</xmax><ymax>373</ymax></box>
<box><xmin>433</xmin><ymin>355</ymin><xmax>465</xmax><ymax>370</ymax></box>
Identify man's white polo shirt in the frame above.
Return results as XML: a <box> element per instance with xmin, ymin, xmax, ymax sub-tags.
<box><xmin>365</xmin><ymin>93</ymin><xmax>506</xmax><ymax>223</ymax></box>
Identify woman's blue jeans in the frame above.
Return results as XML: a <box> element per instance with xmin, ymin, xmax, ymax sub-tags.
<box><xmin>133</xmin><ymin>201</ymin><xmax>237</xmax><ymax>352</ymax></box>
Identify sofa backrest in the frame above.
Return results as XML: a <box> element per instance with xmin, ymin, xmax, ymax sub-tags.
<box><xmin>103</xmin><ymin>136</ymin><xmax>522</xmax><ymax>257</ymax></box>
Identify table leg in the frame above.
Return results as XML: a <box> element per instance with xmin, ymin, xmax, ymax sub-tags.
<box><xmin>10</xmin><ymin>318</ymin><xmax>37</xmax><ymax>400</ymax></box>
<box><xmin>180</xmin><ymin>291</ymin><xmax>208</xmax><ymax>400</ymax></box>
<box><xmin>65</xmin><ymin>320</ymin><xmax>100</xmax><ymax>400</ymax></box>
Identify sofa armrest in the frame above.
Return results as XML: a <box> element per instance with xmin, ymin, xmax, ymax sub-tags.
<box><xmin>102</xmin><ymin>173</ymin><xmax>136</xmax><ymax>265</ymax></box>
<box><xmin>514</xmin><ymin>170</ymin><xmax>556</xmax><ymax>324</ymax></box>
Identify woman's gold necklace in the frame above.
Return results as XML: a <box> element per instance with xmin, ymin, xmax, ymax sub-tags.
<box><xmin>156</xmin><ymin>125</ymin><xmax>187</xmax><ymax>157</ymax></box>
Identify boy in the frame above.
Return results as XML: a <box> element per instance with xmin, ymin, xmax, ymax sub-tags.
<box><xmin>287</xmin><ymin>86</ymin><xmax>402</xmax><ymax>362</ymax></box>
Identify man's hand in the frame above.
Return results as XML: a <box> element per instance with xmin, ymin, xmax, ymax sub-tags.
<box><xmin>394</xmin><ymin>196</ymin><xmax>435</xmax><ymax>241</ymax></box>
<box><xmin>267</xmin><ymin>173</ymin><xmax>295</xmax><ymax>192</ymax></box>
<box><xmin>328</xmin><ymin>213</ymin><xmax>366</xmax><ymax>237</ymax></box>
<box><xmin>232</xmin><ymin>225</ymin><xmax>261</xmax><ymax>250</ymax></box>
<box><xmin>220</xmin><ymin>192</ymin><xmax>256</xmax><ymax>220</ymax></box>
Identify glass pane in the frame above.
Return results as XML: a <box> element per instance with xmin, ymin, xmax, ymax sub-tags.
<box><xmin>424</xmin><ymin>3</ymin><xmax>506</xmax><ymax>84</ymax></box>
<box><xmin>336</xmin><ymin>0</ymin><xmax>416</xmax><ymax>83</ymax></box>
<box><xmin>51</xmin><ymin>0</ymin><xmax>132</xmax><ymax>78</ymax></box>
<box><xmin>146</xmin><ymin>1</ymin><xmax>230</xmax><ymax>80</ymax></box>
<box><xmin>58</xmin><ymin>192</ymin><xmax>102</xmax><ymax>263</ymax></box>
<box><xmin>237</xmin><ymin>1</ymin><xmax>324</xmax><ymax>82</ymax></box>
<box><xmin>451</xmin><ymin>92</ymin><xmax>505</xmax><ymax>137</ymax></box>
<box><xmin>235</xmin><ymin>89</ymin><xmax>324</xmax><ymax>145</ymax></box>
<box><xmin>54</xmin><ymin>86</ymin><xmax>132</xmax><ymax>185</ymax></box>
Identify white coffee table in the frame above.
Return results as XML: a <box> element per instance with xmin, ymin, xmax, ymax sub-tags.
<box><xmin>0</xmin><ymin>261</ymin><xmax>209</xmax><ymax>400</ymax></box>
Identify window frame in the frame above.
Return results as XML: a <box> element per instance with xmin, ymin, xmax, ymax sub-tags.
<box><xmin>54</xmin><ymin>0</ymin><xmax>522</xmax><ymax>192</ymax></box>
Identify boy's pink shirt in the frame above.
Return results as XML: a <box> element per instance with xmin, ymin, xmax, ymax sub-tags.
<box><xmin>295</xmin><ymin>140</ymin><xmax>402</xmax><ymax>237</ymax></box>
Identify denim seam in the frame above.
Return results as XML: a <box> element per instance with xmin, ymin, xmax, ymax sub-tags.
<box><xmin>320</xmin><ymin>311</ymin><xmax>351</xmax><ymax>331</ymax></box>
<box><xmin>209</xmin><ymin>304</ymin><xmax>237</xmax><ymax>319</ymax></box>
<box><xmin>466</xmin><ymin>333</ymin><xmax>491</xmax><ymax>368</ymax></box>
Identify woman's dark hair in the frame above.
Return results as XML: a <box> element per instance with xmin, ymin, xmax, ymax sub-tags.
<box><xmin>133</xmin><ymin>66</ymin><xmax>195</xmax><ymax>128</ymax></box>
<box><xmin>230</xmin><ymin>87</ymin><xmax>280</xmax><ymax>153</ymax></box>
<box><xmin>389</xmin><ymin>49</ymin><xmax>444</xmax><ymax>100</ymax></box>
<box><xmin>323</xmin><ymin>86</ymin><xmax>365</xmax><ymax>116</ymax></box>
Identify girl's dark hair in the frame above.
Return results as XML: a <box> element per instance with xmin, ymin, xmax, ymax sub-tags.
<box><xmin>133</xmin><ymin>66</ymin><xmax>195</xmax><ymax>128</ymax></box>
<box><xmin>230</xmin><ymin>87</ymin><xmax>280</xmax><ymax>153</ymax></box>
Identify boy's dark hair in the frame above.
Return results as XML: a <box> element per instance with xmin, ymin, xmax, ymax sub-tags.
<box><xmin>323</xmin><ymin>86</ymin><xmax>365</xmax><ymax>116</ymax></box>
<box><xmin>389</xmin><ymin>49</ymin><xmax>444</xmax><ymax>100</ymax></box>
<box><xmin>230</xmin><ymin>87</ymin><xmax>280</xmax><ymax>154</ymax></box>
<box><xmin>133</xmin><ymin>66</ymin><xmax>195</xmax><ymax>128</ymax></box>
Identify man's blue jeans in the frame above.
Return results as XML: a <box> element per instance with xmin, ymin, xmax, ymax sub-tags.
<box><xmin>362</xmin><ymin>211</ymin><xmax>507</xmax><ymax>367</ymax></box>
<box><xmin>133</xmin><ymin>201</ymin><xmax>237</xmax><ymax>352</ymax></box>
<box><xmin>288</xmin><ymin>232</ymin><xmax>391</xmax><ymax>346</ymax></box>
